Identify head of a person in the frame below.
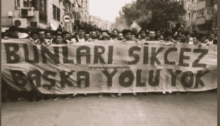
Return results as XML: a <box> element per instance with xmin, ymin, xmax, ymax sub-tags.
<box><xmin>62</xmin><ymin>31</ymin><xmax>71</xmax><ymax>40</ymax></box>
<box><xmin>139</xmin><ymin>29</ymin><xmax>147</xmax><ymax>39</ymax></box>
<box><xmin>155</xmin><ymin>30</ymin><xmax>161</xmax><ymax>37</ymax></box>
<box><xmin>184</xmin><ymin>32</ymin><xmax>191</xmax><ymax>39</ymax></box>
<box><xmin>200</xmin><ymin>34</ymin><xmax>207</xmax><ymax>43</ymax></box>
<box><xmin>30</xmin><ymin>31</ymin><xmax>39</xmax><ymax>40</ymax></box>
<box><xmin>91</xmin><ymin>31</ymin><xmax>97</xmax><ymax>39</ymax></box>
<box><xmin>209</xmin><ymin>33</ymin><xmax>215</xmax><ymax>41</ymax></box>
<box><xmin>164</xmin><ymin>31</ymin><xmax>173</xmax><ymax>41</ymax></box>
<box><xmin>117</xmin><ymin>32</ymin><xmax>124</xmax><ymax>40</ymax></box>
<box><xmin>56</xmin><ymin>30</ymin><xmax>62</xmax><ymax>35</ymax></box>
<box><xmin>180</xmin><ymin>34</ymin><xmax>186</xmax><ymax>43</ymax></box>
<box><xmin>78</xmin><ymin>28</ymin><xmax>85</xmax><ymax>37</ymax></box>
<box><xmin>175</xmin><ymin>35</ymin><xmax>181</xmax><ymax>42</ymax></box>
<box><xmin>8</xmin><ymin>26</ymin><xmax>19</xmax><ymax>38</ymax></box>
<box><xmin>112</xmin><ymin>29</ymin><xmax>119</xmax><ymax>37</ymax></box>
<box><xmin>149</xmin><ymin>31</ymin><xmax>155</xmax><ymax>40</ymax></box>
<box><xmin>123</xmin><ymin>30</ymin><xmax>132</xmax><ymax>40</ymax></box>
<box><xmin>96</xmin><ymin>30</ymin><xmax>101</xmax><ymax>37</ymax></box>
<box><xmin>56</xmin><ymin>34</ymin><xmax>63</xmax><ymax>44</ymax></box>
<box><xmin>192</xmin><ymin>36</ymin><xmax>198</xmax><ymax>45</ymax></box>
<box><xmin>38</xmin><ymin>30</ymin><xmax>46</xmax><ymax>41</ymax></box>
<box><xmin>84</xmin><ymin>32</ymin><xmax>90</xmax><ymax>41</ymax></box>
<box><xmin>101</xmin><ymin>35</ymin><xmax>110</xmax><ymax>40</ymax></box>
<box><xmin>45</xmin><ymin>31</ymin><xmax>52</xmax><ymax>39</ymax></box>
<box><xmin>102</xmin><ymin>30</ymin><xmax>108</xmax><ymax>36</ymax></box>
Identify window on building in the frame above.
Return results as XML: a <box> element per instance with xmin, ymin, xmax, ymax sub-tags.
<box><xmin>39</xmin><ymin>0</ymin><xmax>47</xmax><ymax>24</ymax></box>
<box><xmin>53</xmin><ymin>5</ymin><xmax>60</xmax><ymax>21</ymax></box>
<box><xmin>15</xmin><ymin>0</ymin><xmax>34</xmax><ymax>8</ymax></box>
<box><xmin>206</xmin><ymin>7</ymin><xmax>213</xmax><ymax>15</ymax></box>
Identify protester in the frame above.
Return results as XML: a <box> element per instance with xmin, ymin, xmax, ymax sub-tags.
<box><xmin>117</xmin><ymin>32</ymin><xmax>124</xmax><ymax>40</ymax></box>
<box><xmin>163</xmin><ymin>31</ymin><xmax>175</xmax><ymax>43</ymax></box>
<box><xmin>138</xmin><ymin>29</ymin><xmax>148</xmax><ymax>41</ymax></box>
<box><xmin>122</xmin><ymin>29</ymin><xmax>132</xmax><ymax>41</ymax></box>
<box><xmin>90</xmin><ymin>30</ymin><xmax>98</xmax><ymax>40</ymax></box>
<box><xmin>55</xmin><ymin>34</ymin><xmax>64</xmax><ymax>44</ymax></box>
<box><xmin>35</xmin><ymin>30</ymin><xmax>51</xmax><ymax>46</ymax></box>
<box><xmin>207</xmin><ymin>33</ymin><xmax>215</xmax><ymax>45</ymax></box>
<box><xmin>30</xmin><ymin>31</ymin><xmax>39</xmax><ymax>41</ymax></box>
<box><xmin>5</xmin><ymin>26</ymin><xmax>19</xmax><ymax>39</ymax></box>
<box><xmin>154</xmin><ymin>30</ymin><xmax>161</xmax><ymax>40</ymax></box>
<box><xmin>84</xmin><ymin>32</ymin><xmax>92</xmax><ymax>42</ymax></box>
<box><xmin>111</xmin><ymin>29</ymin><xmax>119</xmax><ymax>40</ymax></box>
<box><xmin>78</xmin><ymin>28</ymin><xmax>85</xmax><ymax>42</ymax></box>
<box><xmin>148</xmin><ymin>31</ymin><xmax>156</xmax><ymax>40</ymax></box>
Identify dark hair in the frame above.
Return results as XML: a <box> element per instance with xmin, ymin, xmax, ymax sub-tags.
<box><xmin>30</xmin><ymin>31</ymin><xmax>38</xmax><ymax>37</ymax></box>
<box><xmin>45</xmin><ymin>31</ymin><xmax>52</xmax><ymax>35</ymax></box>
<box><xmin>164</xmin><ymin>31</ymin><xmax>172</xmax><ymax>38</ymax></box>
<box><xmin>62</xmin><ymin>31</ymin><xmax>70</xmax><ymax>37</ymax></box>
<box><xmin>8</xmin><ymin>26</ymin><xmax>18</xmax><ymax>32</ymax></box>
<box><xmin>139</xmin><ymin>29</ymin><xmax>146</xmax><ymax>35</ymax></box>
<box><xmin>112</xmin><ymin>29</ymin><xmax>119</xmax><ymax>33</ymax></box>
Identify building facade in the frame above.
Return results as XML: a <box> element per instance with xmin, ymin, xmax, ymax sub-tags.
<box><xmin>1</xmin><ymin>0</ymin><xmax>91</xmax><ymax>34</ymax></box>
<box><xmin>183</xmin><ymin>0</ymin><xmax>217</xmax><ymax>33</ymax></box>
<box><xmin>2</xmin><ymin>0</ymin><xmax>66</xmax><ymax>32</ymax></box>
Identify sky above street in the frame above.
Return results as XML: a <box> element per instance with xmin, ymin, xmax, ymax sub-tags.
<box><xmin>89</xmin><ymin>0</ymin><xmax>134</xmax><ymax>22</ymax></box>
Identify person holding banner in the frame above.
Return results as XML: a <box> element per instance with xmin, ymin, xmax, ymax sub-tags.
<box><xmin>117</xmin><ymin>32</ymin><xmax>124</xmax><ymax>40</ymax></box>
<box><xmin>111</xmin><ymin>29</ymin><xmax>119</xmax><ymax>40</ymax></box>
<box><xmin>138</xmin><ymin>29</ymin><xmax>149</xmax><ymax>41</ymax></box>
<box><xmin>29</xmin><ymin>31</ymin><xmax>39</xmax><ymax>41</ymax></box>
<box><xmin>34</xmin><ymin>30</ymin><xmax>51</xmax><ymax>46</ymax></box>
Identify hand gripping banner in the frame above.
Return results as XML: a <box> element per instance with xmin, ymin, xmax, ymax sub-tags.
<box><xmin>1</xmin><ymin>39</ymin><xmax>217</xmax><ymax>94</ymax></box>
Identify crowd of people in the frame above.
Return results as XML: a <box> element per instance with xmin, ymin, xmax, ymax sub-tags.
<box><xmin>3</xmin><ymin>26</ymin><xmax>217</xmax><ymax>45</ymax></box>
<box><xmin>2</xmin><ymin>26</ymin><xmax>217</xmax><ymax>102</ymax></box>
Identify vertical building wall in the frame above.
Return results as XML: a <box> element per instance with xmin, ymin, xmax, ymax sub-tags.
<box><xmin>1</xmin><ymin>0</ymin><xmax>15</xmax><ymax>27</ymax></box>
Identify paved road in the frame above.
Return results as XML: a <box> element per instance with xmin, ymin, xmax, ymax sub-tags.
<box><xmin>2</xmin><ymin>92</ymin><xmax>217</xmax><ymax>126</ymax></box>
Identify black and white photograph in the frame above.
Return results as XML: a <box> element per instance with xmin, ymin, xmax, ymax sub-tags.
<box><xmin>1</xmin><ymin>0</ymin><xmax>217</xmax><ymax>126</ymax></box>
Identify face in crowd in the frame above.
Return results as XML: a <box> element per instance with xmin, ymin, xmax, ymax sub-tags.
<box><xmin>125</xmin><ymin>32</ymin><xmax>132</xmax><ymax>40</ymax></box>
<box><xmin>209</xmin><ymin>34</ymin><xmax>214</xmax><ymax>41</ymax></box>
<box><xmin>78</xmin><ymin>29</ymin><xmax>85</xmax><ymax>38</ymax></box>
<box><xmin>56</xmin><ymin>35</ymin><xmax>63</xmax><ymax>44</ymax></box>
<box><xmin>91</xmin><ymin>31</ymin><xmax>97</xmax><ymax>39</ymax></box>
<box><xmin>117</xmin><ymin>33</ymin><xmax>123</xmax><ymax>40</ymax></box>
<box><xmin>140</xmin><ymin>31</ymin><xmax>146</xmax><ymax>39</ymax></box>
<box><xmin>46</xmin><ymin>32</ymin><xmax>52</xmax><ymax>39</ymax></box>
<box><xmin>156</xmin><ymin>31</ymin><xmax>161</xmax><ymax>37</ymax></box>
<box><xmin>31</xmin><ymin>33</ymin><xmax>38</xmax><ymax>40</ymax></box>
<box><xmin>84</xmin><ymin>33</ymin><xmax>90</xmax><ymax>41</ymax></box>
<box><xmin>38</xmin><ymin>31</ymin><xmax>46</xmax><ymax>41</ymax></box>
<box><xmin>149</xmin><ymin>32</ymin><xmax>155</xmax><ymax>40</ymax></box>
<box><xmin>193</xmin><ymin>37</ymin><xmax>198</xmax><ymax>45</ymax></box>
<box><xmin>200</xmin><ymin>36</ymin><xmax>206</xmax><ymax>43</ymax></box>
<box><xmin>113</xmin><ymin>30</ymin><xmax>118</xmax><ymax>37</ymax></box>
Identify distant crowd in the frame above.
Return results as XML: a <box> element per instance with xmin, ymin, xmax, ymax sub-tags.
<box><xmin>3</xmin><ymin>26</ymin><xmax>217</xmax><ymax>45</ymax></box>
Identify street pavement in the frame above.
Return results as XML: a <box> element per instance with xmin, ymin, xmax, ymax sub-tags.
<box><xmin>2</xmin><ymin>91</ymin><xmax>217</xmax><ymax>126</ymax></box>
